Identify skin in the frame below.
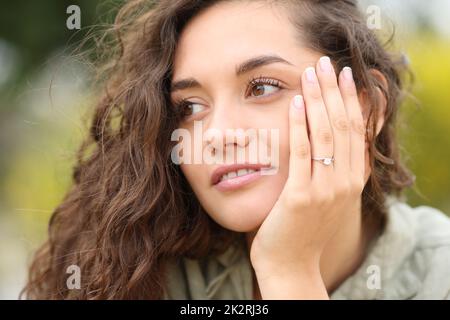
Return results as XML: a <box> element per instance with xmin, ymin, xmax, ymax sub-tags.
<box><xmin>170</xmin><ymin>1</ymin><xmax>386</xmax><ymax>299</ymax></box>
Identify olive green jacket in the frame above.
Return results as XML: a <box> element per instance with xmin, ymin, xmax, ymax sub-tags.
<box><xmin>163</xmin><ymin>197</ymin><xmax>450</xmax><ymax>299</ymax></box>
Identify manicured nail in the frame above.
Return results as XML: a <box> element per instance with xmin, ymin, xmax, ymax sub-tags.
<box><xmin>319</xmin><ymin>56</ymin><xmax>332</xmax><ymax>73</ymax></box>
<box><xmin>305</xmin><ymin>67</ymin><xmax>317</xmax><ymax>83</ymax></box>
<box><xmin>343</xmin><ymin>66</ymin><xmax>353</xmax><ymax>81</ymax></box>
<box><xmin>293</xmin><ymin>95</ymin><xmax>304</xmax><ymax>109</ymax></box>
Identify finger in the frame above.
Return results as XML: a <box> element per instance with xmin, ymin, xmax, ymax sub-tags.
<box><xmin>288</xmin><ymin>94</ymin><xmax>311</xmax><ymax>189</ymax></box>
<box><xmin>301</xmin><ymin>66</ymin><xmax>334</xmax><ymax>183</ymax></box>
<box><xmin>338</xmin><ymin>67</ymin><xmax>366</xmax><ymax>180</ymax></box>
<box><xmin>316</xmin><ymin>56</ymin><xmax>350</xmax><ymax>177</ymax></box>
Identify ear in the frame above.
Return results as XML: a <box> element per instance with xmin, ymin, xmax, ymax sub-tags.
<box><xmin>358</xmin><ymin>69</ymin><xmax>388</xmax><ymax>137</ymax></box>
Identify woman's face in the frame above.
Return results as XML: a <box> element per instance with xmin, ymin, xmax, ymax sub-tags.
<box><xmin>170</xmin><ymin>2</ymin><xmax>363</xmax><ymax>233</ymax></box>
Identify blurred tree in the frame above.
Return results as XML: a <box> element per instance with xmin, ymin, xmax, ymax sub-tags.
<box><xmin>400</xmin><ymin>34</ymin><xmax>450</xmax><ymax>213</ymax></box>
<box><xmin>0</xmin><ymin>0</ymin><xmax>123</xmax><ymax>84</ymax></box>
<box><xmin>0</xmin><ymin>0</ymin><xmax>123</xmax><ymax>190</ymax></box>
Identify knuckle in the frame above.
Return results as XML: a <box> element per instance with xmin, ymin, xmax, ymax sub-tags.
<box><xmin>333</xmin><ymin>115</ymin><xmax>350</xmax><ymax>132</ymax></box>
<box><xmin>284</xmin><ymin>192</ymin><xmax>311</xmax><ymax>210</ymax></box>
<box><xmin>317</xmin><ymin>128</ymin><xmax>333</xmax><ymax>145</ymax></box>
<box><xmin>294</xmin><ymin>143</ymin><xmax>310</xmax><ymax>159</ymax></box>
<box><xmin>323</xmin><ymin>78</ymin><xmax>338</xmax><ymax>89</ymax></box>
<box><xmin>351</xmin><ymin>119</ymin><xmax>366</xmax><ymax>136</ymax></box>
<box><xmin>313</xmin><ymin>190</ymin><xmax>334</xmax><ymax>204</ymax></box>
<box><xmin>297</xmin><ymin>119</ymin><xmax>307</xmax><ymax>128</ymax></box>
<box><xmin>342</xmin><ymin>82</ymin><xmax>358</xmax><ymax>97</ymax></box>
<box><xmin>336</xmin><ymin>182</ymin><xmax>351</xmax><ymax>198</ymax></box>
<box><xmin>308</xmin><ymin>87</ymin><xmax>323</xmax><ymax>100</ymax></box>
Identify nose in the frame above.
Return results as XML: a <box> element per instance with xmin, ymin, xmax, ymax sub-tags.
<box><xmin>204</xmin><ymin>100</ymin><xmax>253</xmax><ymax>162</ymax></box>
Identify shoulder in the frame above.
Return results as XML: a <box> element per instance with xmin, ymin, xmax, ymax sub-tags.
<box><xmin>406</xmin><ymin>202</ymin><xmax>450</xmax><ymax>248</ymax></box>
<box><xmin>381</xmin><ymin>198</ymin><xmax>450</xmax><ymax>299</ymax></box>
<box><xmin>332</xmin><ymin>197</ymin><xmax>450</xmax><ymax>300</ymax></box>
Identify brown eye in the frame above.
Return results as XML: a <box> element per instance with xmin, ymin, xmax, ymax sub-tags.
<box><xmin>251</xmin><ymin>84</ymin><xmax>266</xmax><ymax>96</ymax></box>
<box><xmin>176</xmin><ymin>100</ymin><xmax>205</xmax><ymax>118</ymax></box>
<box><xmin>247</xmin><ymin>77</ymin><xmax>282</xmax><ymax>98</ymax></box>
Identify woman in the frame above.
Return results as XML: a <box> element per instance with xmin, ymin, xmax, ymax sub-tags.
<box><xmin>22</xmin><ymin>0</ymin><xmax>450</xmax><ymax>299</ymax></box>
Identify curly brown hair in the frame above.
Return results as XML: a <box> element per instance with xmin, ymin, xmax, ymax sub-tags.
<box><xmin>21</xmin><ymin>0</ymin><xmax>415</xmax><ymax>299</ymax></box>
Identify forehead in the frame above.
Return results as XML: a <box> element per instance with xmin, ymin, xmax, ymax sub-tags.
<box><xmin>172</xmin><ymin>1</ymin><xmax>304</xmax><ymax>78</ymax></box>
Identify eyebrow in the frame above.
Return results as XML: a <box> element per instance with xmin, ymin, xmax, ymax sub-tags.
<box><xmin>170</xmin><ymin>54</ymin><xmax>293</xmax><ymax>92</ymax></box>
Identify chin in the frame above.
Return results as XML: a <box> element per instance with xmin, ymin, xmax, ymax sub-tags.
<box><xmin>205</xmin><ymin>197</ymin><xmax>275</xmax><ymax>233</ymax></box>
<box><xmin>194</xmin><ymin>173</ymin><xmax>287</xmax><ymax>232</ymax></box>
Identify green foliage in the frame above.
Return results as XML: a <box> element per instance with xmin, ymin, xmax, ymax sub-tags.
<box><xmin>399</xmin><ymin>35</ymin><xmax>450</xmax><ymax>213</ymax></box>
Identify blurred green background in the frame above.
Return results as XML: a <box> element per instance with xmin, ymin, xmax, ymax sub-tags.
<box><xmin>0</xmin><ymin>0</ymin><xmax>449</xmax><ymax>299</ymax></box>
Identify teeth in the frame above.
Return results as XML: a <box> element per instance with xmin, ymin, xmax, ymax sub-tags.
<box><xmin>219</xmin><ymin>168</ymin><xmax>257</xmax><ymax>182</ymax></box>
<box><xmin>228</xmin><ymin>171</ymin><xmax>237</xmax><ymax>179</ymax></box>
<box><xmin>237</xmin><ymin>169</ymin><xmax>248</xmax><ymax>177</ymax></box>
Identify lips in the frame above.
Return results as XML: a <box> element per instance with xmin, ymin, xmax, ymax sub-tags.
<box><xmin>211</xmin><ymin>163</ymin><xmax>271</xmax><ymax>186</ymax></box>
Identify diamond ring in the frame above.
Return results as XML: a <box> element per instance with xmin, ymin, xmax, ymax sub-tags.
<box><xmin>312</xmin><ymin>156</ymin><xmax>334</xmax><ymax>166</ymax></box>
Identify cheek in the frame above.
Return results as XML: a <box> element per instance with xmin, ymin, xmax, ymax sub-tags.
<box><xmin>178</xmin><ymin>107</ymin><xmax>292</xmax><ymax>232</ymax></box>
<box><xmin>180</xmin><ymin>164</ymin><xmax>206</xmax><ymax>192</ymax></box>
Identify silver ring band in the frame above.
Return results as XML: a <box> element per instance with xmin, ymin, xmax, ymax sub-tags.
<box><xmin>312</xmin><ymin>156</ymin><xmax>334</xmax><ymax>166</ymax></box>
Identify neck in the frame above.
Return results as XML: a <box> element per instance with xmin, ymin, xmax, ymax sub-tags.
<box><xmin>246</xmin><ymin>198</ymin><xmax>375</xmax><ymax>297</ymax></box>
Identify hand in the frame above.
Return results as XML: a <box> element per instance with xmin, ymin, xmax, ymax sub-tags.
<box><xmin>249</xmin><ymin>56</ymin><xmax>366</xmax><ymax>297</ymax></box>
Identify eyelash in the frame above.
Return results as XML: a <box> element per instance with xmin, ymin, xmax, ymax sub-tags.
<box><xmin>173</xmin><ymin>75</ymin><xmax>284</xmax><ymax>118</ymax></box>
<box><xmin>246</xmin><ymin>75</ymin><xmax>284</xmax><ymax>97</ymax></box>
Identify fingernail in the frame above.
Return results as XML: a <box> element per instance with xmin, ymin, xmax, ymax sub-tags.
<box><xmin>305</xmin><ymin>67</ymin><xmax>317</xmax><ymax>83</ymax></box>
<box><xmin>293</xmin><ymin>95</ymin><xmax>304</xmax><ymax>109</ymax></box>
<box><xmin>319</xmin><ymin>56</ymin><xmax>332</xmax><ymax>73</ymax></box>
<box><xmin>343</xmin><ymin>66</ymin><xmax>353</xmax><ymax>81</ymax></box>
